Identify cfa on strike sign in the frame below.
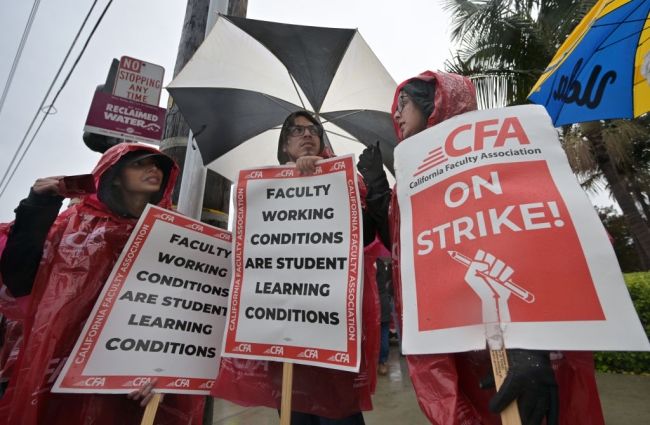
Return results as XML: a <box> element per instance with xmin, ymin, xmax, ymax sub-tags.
<box><xmin>53</xmin><ymin>205</ymin><xmax>232</xmax><ymax>394</ymax></box>
<box><xmin>395</xmin><ymin>105</ymin><xmax>650</xmax><ymax>355</ymax></box>
<box><xmin>222</xmin><ymin>155</ymin><xmax>363</xmax><ymax>372</ymax></box>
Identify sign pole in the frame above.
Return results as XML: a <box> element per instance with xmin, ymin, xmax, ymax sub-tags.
<box><xmin>140</xmin><ymin>393</ymin><xmax>162</xmax><ymax>425</ymax></box>
<box><xmin>489</xmin><ymin>347</ymin><xmax>522</xmax><ymax>425</ymax></box>
<box><xmin>280</xmin><ymin>362</ymin><xmax>294</xmax><ymax>425</ymax></box>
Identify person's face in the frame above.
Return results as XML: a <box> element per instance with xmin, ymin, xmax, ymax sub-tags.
<box><xmin>113</xmin><ymin>156</ymin><xmax>164</xmax><ymax>196</ymax></box>
<box><xmin>393</xmin><ymin>91</ymin><xmax>426</xmax><ymax>140</ymax></box>
<box><xmin>282</xmin><ymin>116</ymin><xmax>322</xmax><ymax>162</ymax></box>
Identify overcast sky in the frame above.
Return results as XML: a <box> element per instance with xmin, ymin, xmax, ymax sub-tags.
<box><xmin>0</xmin><ymin>0</ymin><xmax>615</xmax><ymax>222</ymax></box>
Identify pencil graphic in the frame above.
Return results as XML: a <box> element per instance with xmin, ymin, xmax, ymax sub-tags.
<box><xmin>447</xmin><ymin>250</ymin><xmax>535</xmax><ymax>303</ymax></box>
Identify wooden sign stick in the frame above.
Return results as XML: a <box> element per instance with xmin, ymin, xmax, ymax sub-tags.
<box><xmin>280</xmin><ymin>362</ymin><xmax>294</xmax><ymax>425</ymax></box>
<box><xmin>490</xmin><ymin>346</ymin><xmax>522</xmax><ymax>425</ymax></box>
<box><xmin>140</xmin><ymin>393</ymin><xmax>162</xmax><ymax>425</ymax></box>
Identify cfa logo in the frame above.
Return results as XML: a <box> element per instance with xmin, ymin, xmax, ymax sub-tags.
<box><xmin>199</xmin><ymin>380</ymin><xmax>215</xmax><ymax>389</ymax></box>
<box><xmin>214</xmin><ymin>232</ymin><xmax>231</xmax><ymax>241</ymax></box>
<box><xmin>154</xmin><ymin>213</ymin><xmax>175</xmax><ymax>223</ymax></box>
<box><xmin>76</xmin><ymin>377</ymin><xmax>105</xmax><ymax>387</ymax></box>
<box><xmin>167</xmin><ymin>379</ymin><xmax>190</xmax><ymax>388</ymax></box>
<box><xmin>275</xmin><ymin>169</ymin><xmax>294</xmax><ymax>177</ymax></box>
<box><xmin>245</xmin><ymin>171</ymin><xmax>263</xmax><ymax>179</ymax></box>
<box><xmin>412</xmin><ymin>116</ymin><xmax>531</xmax><ymax>177</ymax></box>
<box><xmin>132</xmin><ymin>377</ymin><xmax>151</xmax><ymax>387</ymax></box>
<box><xmin>233</xmin><ymin>343</ymin><xmax>252</xmax><ymax>353</ymax></box>
<box><xmin>263</xmin><ymin>346</ymin><xmax>284</xmax><ymax>355</ymax></box>
<box><xmin>186</xmin><ymin>223</ymin><xmax>204</xmax><ymax>232</ymax></box>
<box><xmin>314</xmin><ymin>166</ymin><xmax>323</xmax><ymax>174</ymax></box>
<box><xmin>64</xmin><ymin>227</ymin><xmax>106</xmax><ymax>248</ymax></box>
<box><xmin>297</xmin><ymin>349</ymin><xmax>318</xmax><ymax>359</ymax></box>
<box><xmin>328</xmin><ymin>352</ymin><xmax>350</xmax><ymax>363</ymax></box>
<box><xmin>330</xmin><ymin>161</ymin><xmax>346</xmax><ymax>171</ymax></box>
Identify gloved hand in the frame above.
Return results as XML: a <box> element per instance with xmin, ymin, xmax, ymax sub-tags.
<box><xmin>357</xmin><ymin>141</ymin><xmax>389</xmax><ymax>197</ymax></box>
<box><xmin>480</xmin><ymin>349</ymin><xmax>559</xmax><ymax>425</ymax></box>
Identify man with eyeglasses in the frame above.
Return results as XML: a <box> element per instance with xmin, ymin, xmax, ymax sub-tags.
<box><xmin>214</xmin><ymin>110</ymin><xmax>383</xmax><ymax>424</ymax></box>
<box><xmin>276</xmin><ymin>110</ymin><xmax>374</xmax><ymax>424</ymax></box>
<box><xmin>277</xmin><ymin>111</ymin><xmax>326</xmax><ymax>173</ymax></box>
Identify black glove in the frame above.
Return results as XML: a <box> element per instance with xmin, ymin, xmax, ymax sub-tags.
<box><xmin>480</xmin><ymin>350</ymin><xmax>559</xmax><ymax>425</ymax></box>
<box><xmin>357</xmin><ymin>141</ymin><xmax>389</xmax><ymax>197</ymax></box>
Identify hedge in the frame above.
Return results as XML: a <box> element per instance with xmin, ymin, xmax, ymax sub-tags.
<box><xmin>593</xmin><ymin>272</ymin><xmax>650</xmax><ymax>374</ymax></box>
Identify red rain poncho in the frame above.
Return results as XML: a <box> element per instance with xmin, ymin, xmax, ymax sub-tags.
<box><xmin>211</xmin><ymin>148</ymin><xmax>381</xmax><ymax>419</ymax></box>
<box><xmin>389</xmin><ymin>71</ymin><xmax>605</xmax><ymax>424</ymax></box>
<box><xmin>0</xmin><ymin>226</ymin><xmax>22</xmax><ymax>386</ymax></box>
<box><xmin>0</xmin><ymin>143</ymin><xmax>204</xmax><ymax>425</ymax></box>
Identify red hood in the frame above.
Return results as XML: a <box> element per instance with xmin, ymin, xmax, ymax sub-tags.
<box><xmin>318</xmin><ymin>145</ymin><xmax>336</xmax><ymax>160</ymax></box>
<box><xmin>83</xmin><ymin>143</ymin><xmax>179</xmax><ymax>214</ymax></box>
<box><xmin>391</xmin><ymin>71</ymin><xmax>478</xmax><ymax>142</ymax></box>
<box><xmin>0</xmin><ymin>144</ymin><xmax>201</xmax><ymax>424</ymax></box>
<box><xmin>318</xmin><ymin>145</ymin><xmax>368</xmax><ymax>208</ymax></box>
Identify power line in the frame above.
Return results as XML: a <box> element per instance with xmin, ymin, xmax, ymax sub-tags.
<box><xmin>0</xmin><ymin>0</ymin><xmax>42</xmax><ymax>116</ymax></box>
<box><xmin>0</xmin><ymin>0</ymin><xmax>113</xmax><ymax>199</ymax></box>
<box><xmin>0</xmin><ymin>0</ymin><xmax>99</xmax><ymax>193</ymax></box>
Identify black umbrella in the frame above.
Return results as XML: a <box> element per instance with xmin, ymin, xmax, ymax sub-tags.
<box><xmin>166</xmin><ymin>15</ymin><xmax>398</xmax><ymax>181</ymax></box>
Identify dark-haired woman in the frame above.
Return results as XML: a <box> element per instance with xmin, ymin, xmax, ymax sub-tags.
<box><xmin>363</xmin><ymin>71</ymin><xmax>604</xmax><ymax>425</ymax></box>
<box><xmin>0</xmin><ymin>143</ymin><xmax>203</xmax><ymax>424</ymax></box>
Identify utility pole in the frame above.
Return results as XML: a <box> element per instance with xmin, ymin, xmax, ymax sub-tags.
<box><xmin>160</xmin><ymin>0</ymin><xmax>248</xmax><ymax>229</ymax></box>
<box><xmin>159</xmin><ymin>0</ymin><xmax>248</xmax><ymax>421</ymax></box>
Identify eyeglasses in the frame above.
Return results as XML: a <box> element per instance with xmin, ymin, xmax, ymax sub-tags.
<box><xmin>287</xmin><ymin>125</ymin><xmax>323</xmax><ymax>137</ymax></box>
<box><xmin>396</xmin><ymin>94</ymin><xmax>410</xmax><ymax>114</ymax></box>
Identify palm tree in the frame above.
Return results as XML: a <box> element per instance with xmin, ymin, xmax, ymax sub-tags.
<box><xmin>580</xmin><ymin>120</ymin><xmax>650</xmax><ymax>267</ymax></box>
<box><xmin>443</xmin><ymin>0</ymin><xmax>596</xmax><ymax>108</ymax></box>
<box><xmin>563</xmin><ymin>119</ymin><xmax>650</xmax><ymax>268</ymax></box>
<box><xmin>565</xmin><ymin>118</ymin><xmax>650</xmax><ymax>218</ymax></box>
<box><xmin>443</xmin><ymin>0</ymin><xmax>650</xmax><ymax>268</ymax></box>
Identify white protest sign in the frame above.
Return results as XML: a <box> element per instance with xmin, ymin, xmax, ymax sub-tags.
<box><xmin>52</xmin><ymin>205</ymin><xmax>232</xmax><ymax>394</ymax></box>
<box><xmin>222</xmin><ymin>155</ymin><xmax>363</xmax><ymax>372</ymax></box>
<box><xmin>395</xmin><ymin>104</ymin><xmax>650</xmax><ymax>354</ymax></box>
<box><xmin>113</xmin><ymin>56</ymin><xmax>164</xmax><ymax>106</ymax></box>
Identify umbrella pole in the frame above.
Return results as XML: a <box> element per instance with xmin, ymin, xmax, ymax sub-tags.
<box><xmin>280</xmin><ymin>362</ymin><xmax>294</xmax><ymax>425</ymax></box>
<box><xmin>490</xmin><ymin>347</ymin><xmax>522</xmax><ymax>425</ymax></box>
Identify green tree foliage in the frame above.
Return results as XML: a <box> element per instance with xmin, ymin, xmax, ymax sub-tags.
<box><xmin>594</xmin><ymin>272</ymin><xmax>650</xmax><ymax>374</ymax></box>
<box><xmin>597</xmin><ymin>206</ymin><xmax>642</xmax><ymax>273</ymax></box>
<box><xmin>443</xmin><ymin>0</ymin><xmax>597</xmax><ymax>109</ymax></box>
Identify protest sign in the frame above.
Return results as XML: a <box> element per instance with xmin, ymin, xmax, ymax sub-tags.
<box><xmin>395</xmin><ymin>104</ymin><xmax>650</xmax><ymax>354</ymax></box>
<box><xmin>52</xmin><ymin>205</ymin><xmax>231</xmax><ymax>394</ymax></box>
<box><xmin>222</xmin><ymin>155</ymin><xmax>363</xmax><ymax>372</ymax></box>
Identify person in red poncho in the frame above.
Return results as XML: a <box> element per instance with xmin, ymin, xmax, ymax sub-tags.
<box><xmin>0</xmin><ymin>143</ymin><xmax>204</xmax><ymax>425</ymax></box>
<box><xmin>356</xmin><ymin>71</ymin><xmax>605</xmax><ymax>425</ymax></box>
<box><xmin>212</xmin><ymin>111</ymin><xmax>383</xmax><ymax>424</ymax></box>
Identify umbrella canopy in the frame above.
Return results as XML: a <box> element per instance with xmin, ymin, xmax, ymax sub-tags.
<box><xmin>166</xmin><ymin>15</ymin><xmax>398</xmax><ymax>182</ymax></box>
<box><xmin>528</xmin><ymin>0</ymin><xmax>650</xmax><ymax>126</ymax></box>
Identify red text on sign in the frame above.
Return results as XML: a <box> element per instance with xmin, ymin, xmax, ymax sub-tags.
<box><xmin>445</xmin><ymin>117</ymin><xmax>531</xmax><ymax>157</ymax></box>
